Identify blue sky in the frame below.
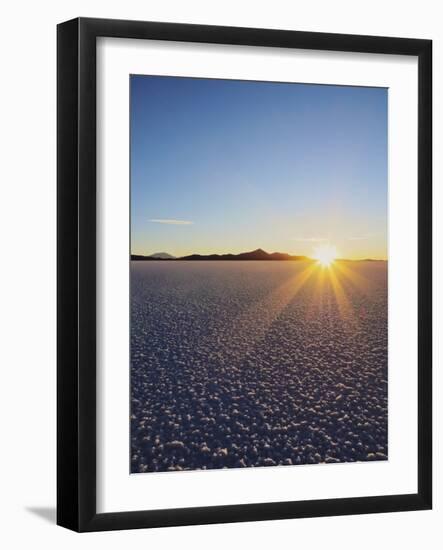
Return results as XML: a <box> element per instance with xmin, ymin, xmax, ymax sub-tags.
<box><xmin>131</xmin><ymin>75</ymin><xmax>387</xmax><ymax>259</ymax></box>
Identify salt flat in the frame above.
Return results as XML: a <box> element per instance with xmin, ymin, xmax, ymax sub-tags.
<box><xmin>130</xmin><ymin>260</ymin><xmax>388</xmax><ymax>473</ymax></box>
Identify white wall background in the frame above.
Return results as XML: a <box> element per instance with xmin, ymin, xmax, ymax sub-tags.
<box><xmin>0</xmin><ymin>0</ymin><xmax>440</xmax><ymax>547</ymax></box>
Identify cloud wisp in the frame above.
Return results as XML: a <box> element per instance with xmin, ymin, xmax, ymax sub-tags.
<box><xmin>149</xmin><ymin>218</ymin><xmax>194</xmax><ymax>225</ymax></box>
<box><xmin>347</xmin><ymin>233</ymin><xmax>374</xmax><ymax>241</ymax></box>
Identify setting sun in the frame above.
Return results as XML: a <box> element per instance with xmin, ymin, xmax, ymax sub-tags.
<box><xmin>313</xmin><ymin>244</ymin><xmax>338</xmax><ymax>267</ymax></box>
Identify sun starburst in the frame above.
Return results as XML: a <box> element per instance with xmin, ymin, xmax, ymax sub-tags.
<box><xmin>313</xmin><ymin>244</ymin><xmax>338</xmax><ymax>267</ymax></box>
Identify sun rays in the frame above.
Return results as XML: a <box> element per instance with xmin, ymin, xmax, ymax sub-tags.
<box><xmin>305</xmin><ymin>260</ymin><xmax>370</xmax><ymax>330</ymax></box>
<box><xmin>192</xmin><ymin>262</ymin><xmax>318</xmax><ymax>361</ymax></box>
<box><xmin>189</xmin><ymin>260</ymin><xmax>370</xmax><ymax>364</ymax></box>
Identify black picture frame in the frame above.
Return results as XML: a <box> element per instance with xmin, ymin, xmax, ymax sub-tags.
<box><xmin>57</xmin><ymin>17</ymin><xmax>432</xmax><ymax>532</ymax></box>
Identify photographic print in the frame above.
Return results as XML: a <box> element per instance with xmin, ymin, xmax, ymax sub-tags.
<box><xmin>130</xmin><ymin>75</ymin><xmax>388</xmax><ymax>474</ymax></box>
<box><xmin>57</xmin><ymin>18</ymin><xmax>432</xmax><ymax>531</ymax></box>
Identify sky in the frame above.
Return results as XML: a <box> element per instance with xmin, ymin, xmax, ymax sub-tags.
<box><xmin>131</xmin><ymin>75</ymin><xmax>387</xmax><ymax>260</ymax></box>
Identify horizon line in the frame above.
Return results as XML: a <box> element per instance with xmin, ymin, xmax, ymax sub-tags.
<box><xmin>130</xmin><ymin>247</ymin><xmax>387</xmax><ymax>262</ymax></box>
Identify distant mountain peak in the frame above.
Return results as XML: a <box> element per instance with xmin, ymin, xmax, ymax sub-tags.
<box><xmin>149</xmin><ymin>252</ymin><xmax>175</xmax><ymax>259</ymax></box>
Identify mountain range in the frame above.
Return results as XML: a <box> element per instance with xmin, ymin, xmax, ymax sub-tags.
<box><xmin>131</xmin><ymin>248</ymin><xmax>309</xmax><ymax>261</ymax></box>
